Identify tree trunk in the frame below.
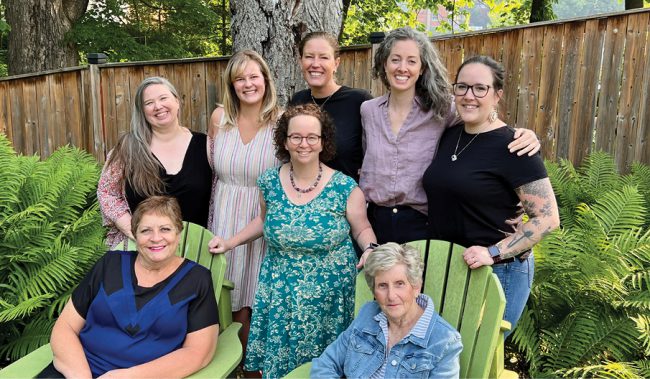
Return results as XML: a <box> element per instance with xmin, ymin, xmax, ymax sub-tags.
<box><xmin>230</xmin><ymin>0</ymin><xmax>347</xmax><ymax>105</ymax></box>
<box><xmin>529</xmin><ymin>0</ymin><xmax>555</xmax><ymax>23</ymax></box>
<box><xmin>625</xmin><ymin>0</ymin><xmax>644</xmax><ymax>9</ymax></box>
<box><xmin>6</xmin><ymin>0</ymin><xmax>89</xmax><ymax>76</ymax></box>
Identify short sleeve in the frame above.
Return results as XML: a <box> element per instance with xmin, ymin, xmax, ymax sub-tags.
<box><xmin>256</xmin><ymin>167</ymin><xmax>276</xmax><ymax>198</ymax></box>
<box><xmin>335</xmin><ymin>171</ymin><xmax>358</xmax><ymax>202</ymax></box>
<box><xmin>503</xmin><ymin>152</ymin><xmax>548</xmax><ymax>190</ymax></box>
<box><xmin>71</xmin><ymin>252</ymin><xmax>118</xmax><ymax>318</ymax></box>
<box><xmin>186</xmin><ymin>266</ymin><xmax>219</xmax><ymax>332</ymax></box>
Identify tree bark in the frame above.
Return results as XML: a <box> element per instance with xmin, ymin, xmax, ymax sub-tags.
<box><xmin>625</xmin><ymin>0</ymin><xmax>644</xmax><ymax>9</ymax></box>
<box><xmin>6</xmin><ymin>0</ymin><xmax>89</xmax><ymax>75</ymax></box>
<box><xmin>230</xmin><ymin>0</ymin><xmax>347</xmax><ymax>105</ymax></box>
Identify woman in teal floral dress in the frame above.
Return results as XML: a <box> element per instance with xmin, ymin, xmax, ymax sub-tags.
<box><xmin>209</xmin><ymin>104</ymin><xmax>377</xmax><ymax>377</ymax></box>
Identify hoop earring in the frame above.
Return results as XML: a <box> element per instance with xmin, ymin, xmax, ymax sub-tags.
<box><xmin>488</xmin><ymin>108</ymin><xmax>498</xmax><ymax>123</ymax></box>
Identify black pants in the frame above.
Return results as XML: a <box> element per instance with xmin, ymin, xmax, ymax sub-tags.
<box><xmin>367</xmin><ymin>203</ymin><xmax>429</xmax><ymax>244</ymax></box>
<box><xmin>37</xmin><ymin>362</ymin><xmax>65</xmax><ymax>378</ymax></box>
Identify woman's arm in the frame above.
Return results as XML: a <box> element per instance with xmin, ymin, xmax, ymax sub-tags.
<box><xmin>208</xmin><ymin>193</ymin><xmax>266</xmax><ymax>254</ymax></box>
<box><xmin>51</xmin><ymin>300</ymin><xmax>92</xmax><ymax>378</ymax></box>
<box><xmin>97</xmin><ymin>157</ymin><xmax>134</xmax><ymax>240</ymax></box>
<box><xmin>208</xmin><ymin>106</ymin><xmax>224</xmax><ymax>139</ymax></box>
<box><xmin>509</xmin><ymin>128</ymin><xmax>540</xmax><ymax>156</ymax></box>
<box><xmin>464</xmin><ymin>177</ymin><xmax>560</xmax><ymax>268</ymax></box>
<box><xmin>346</xmin><ymin>187</ymin><xmax>378</xmax><ymax>268</ymax></box>
<box><xmin>98</xmin><ymin>325</ymin><xmax>219</xmax><ymax>379</ymax></box>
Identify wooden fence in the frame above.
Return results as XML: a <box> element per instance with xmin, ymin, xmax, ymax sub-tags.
<box><xmin>1</xmin><ymin>8</ymin><xmax>649</xmax><ymax>170</ymax></box>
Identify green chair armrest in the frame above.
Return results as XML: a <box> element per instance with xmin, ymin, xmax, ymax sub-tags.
<box><xmin>283</xmin><ymin>362</ymin><xmax>312</xmax><ymax>378</ymax></box>
<box><xmin>187</xmin><ymin>322</ymin><xmax>243</xmax><ymax>379</ymax></box>
<box><xmin>0</xmin><ymin>344</ymin><xmax>52</xmax><ymax>379</ymax></box>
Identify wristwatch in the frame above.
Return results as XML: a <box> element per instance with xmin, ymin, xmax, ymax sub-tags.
<box><xmin>364</xmin><ymin>242</ymin><xmax>379</xmax><ymax>252</ymax></box>
<box><xmin>488</xmin><ymin>245</ymin><xmax>503</xmax><ymax>264</ymax></box>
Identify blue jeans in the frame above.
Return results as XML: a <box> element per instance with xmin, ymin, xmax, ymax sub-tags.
<box><xmin>491</xmin><ymin>253</ymin><xmax>534</xmax><ymax>339</ymax></box>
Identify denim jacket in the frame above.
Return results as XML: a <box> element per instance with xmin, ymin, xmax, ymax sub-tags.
<box><xmin>311</xmin><ymin>294</ymin><xmax>462</xmax><ymax>378</ymax></box>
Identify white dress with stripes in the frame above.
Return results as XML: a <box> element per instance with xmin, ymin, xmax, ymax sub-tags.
<box><xmin>210</xmin><ymin>124</ymin><xmax>280</xmax><ymax>311</ymax></box>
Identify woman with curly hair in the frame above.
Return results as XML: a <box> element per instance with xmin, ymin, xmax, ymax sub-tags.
<box><xmin>209</xmin><ymin>104</ymin><xmax>377</xmax><ymax>378</ymax></box>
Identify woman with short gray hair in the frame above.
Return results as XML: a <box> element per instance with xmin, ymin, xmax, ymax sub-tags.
<box><xmin>312</xmin><ymin>242</ymin><xmax>462</xmax><ymax>378</ymax></box>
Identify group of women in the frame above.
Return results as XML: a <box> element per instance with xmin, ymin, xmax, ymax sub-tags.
<box><xmin>75</xmin><ymin>26</ymin><xmax>560</xmax><ymax>379</ymax></box>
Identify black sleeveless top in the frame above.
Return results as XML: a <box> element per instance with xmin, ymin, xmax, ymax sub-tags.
<box><xmin>125</xmin><ymin>132</ymin><xmax>212</xmax><ymax>227</ymax></box>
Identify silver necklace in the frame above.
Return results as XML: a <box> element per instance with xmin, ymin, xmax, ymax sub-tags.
<box><xmin>311</xmin><ymin>91</ymin><xmax>334</xmax><ymax>108</ymax></box>
<box><xmin>451</xmin><ymin>128</ymin><xmax>480</xmax><ymax>161</ymax></box>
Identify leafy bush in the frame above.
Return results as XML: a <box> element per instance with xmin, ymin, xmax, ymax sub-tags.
<box><xmin>0</xmin><ymin>134</ymin><xmax>105</xmax><ymax>361</ymax></box>
<box><xmin>512</xmin><ymin>152</ymin><xmax>650</xmax><ymax>378</ymax></box>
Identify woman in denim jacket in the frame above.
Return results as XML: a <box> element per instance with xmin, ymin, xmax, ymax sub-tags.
<box><xmin>311</xmin><ymin>243</ymin><xmax>462</xmax><ymax>378</ymax></box>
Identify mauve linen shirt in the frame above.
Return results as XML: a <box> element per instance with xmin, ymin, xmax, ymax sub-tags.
<box><xmin>359</xmin><ymin>94</ymin><xmax>455</xmax><ymax>215</ymax></box>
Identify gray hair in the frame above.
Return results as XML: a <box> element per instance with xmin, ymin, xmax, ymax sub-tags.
<box><xmin>364</xmin><ymin>242</ymin><xmax>424</xmax><ymax>290</ymax></box>
<box><xmin>372</xmin><ymin>27</ymin><xmax>451</xmax><ymax>121</ymax></box>
<box><xmin>107</xmin><ymin>76</ymin><xmax>180</xmax><ymax>197</ymax></box>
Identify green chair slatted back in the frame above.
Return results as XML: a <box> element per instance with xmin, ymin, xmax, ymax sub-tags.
<box><xmin>354</xmin><ymin>239</ymin><xmax>507</xmax><ymax>379</ymax></box>
<box><xmin>0</xmin><ymin>222</ymin><xmax>241</xmax><ymax>379</ymax></box>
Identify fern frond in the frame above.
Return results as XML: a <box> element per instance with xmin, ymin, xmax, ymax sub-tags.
<box><xmin>0</xmin><ymin>295</ymin><xmax>54</xmax><ymax>323</ymax></box>
<box><xmin>578</xmin><ymin>151</ymin><xmax>622</xmax><ymax>199</ymax></box>
<box><xmin>560</xmin><ymin>361</ymin><xmax>645</xmax><ymax>379</ymax></box>
<box><xmin>591</xmin><ymin>186</ymin><xmax>646</xmax><ymax>235</ymax></box>
<box><xmin>0</xmin><ymin>316</ymin><xmax>54</xmax><ymax>360</ymax></box>
<box><xmin>631</xmin><ymin>315</ymin><xmax>650</xmax><ymax>355</ymax></box>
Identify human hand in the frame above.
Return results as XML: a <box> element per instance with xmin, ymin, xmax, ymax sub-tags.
<box><xmin>509</xmin><ymin>128</ymin><xmax>540</xmax><ymax>156</ymax></box>
<box><xmin>356</xmin><ymin>248</ymin><xmax>372</xmax><ymax>269</ymax></box>
<box><xmin>208</xmin><ymin>236</ymin><xmax>230</xmax><ymax>254</ymax></box>
<box><xmin>463</xmin><ymin>246</ymin><xmax>493</xmax><ymax>269</ymax></box>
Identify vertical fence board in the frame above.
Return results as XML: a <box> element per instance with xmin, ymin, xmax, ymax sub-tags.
<box><xmin>501</xmin><ymin>30</ymin><xmax>523</xmax><ymax>125</ymax></box>
<box><xmin>50</xmin><ymin>75</ymin><xmax>66</xmax><ymax>151</ymax></box>
<box><xmin>22</xmin><ymin>79</ymin><xmax>38</xmax><ymax>155</ymax></box>
<box><xmin>614</xmin><ymin>12</ymin><xmax>649</xmax><ymax>170</ymax></box>
<box><xmin>534</xmin><ymin>25</ymin><xmax>564</xmax><ymax>160</ymax></box>
<box><xmin>173</xmin><ymin>64</ymin><xmax>192</xmax><ymax>130</ymax></box>
<box><xmin>8</xmin><ymin>82</ymin><xmax>23</xmax><ymax>149</ymax></box>
<box><xmin>515</xmin><ymin>28</ymin><xmax>543</xmax><ymax>131</ymax></box>
<box><xmin>569</xmin><ymin>18</ymin><xmax>607</xmax><ymax>166</ymax></box>
<box><xmin>0</xmin><ymin>82</ymin><xmax>9</xmax><ymax>138</ymax></box>
<box><xmin>556</xmin><ymin>22</ymin><xmax>584</xmax><ymax>161</ymax></box>
<box><xmin>595</xmin><ymin>16</ymin><xmax>627</xmax><ymax>155</ymax></box>
<box><xmin>637</xmin><ymin>20</ymin><xmax>650</xmax><ymax>165</ymax></box>
<box><xmin>102</xmin><ymin>68</ymin><xmax>118</xmax><ymax>150</ymax></box>
<box><xmin>191</xmin><ymin>63</ymin><xmax>208</xmax><ymax>133</ymax></box>
<box><xmin>353</xmin><ymin>49</ymin><xmax>372</xmax><ymax>91</ymax></box>
<box><xmin>113</xmin><ymin>67</ymin><xmax>130</xmax><ymax>148</ymax></box>
<box><xmin>35</xmin><ymin>77</ymin><xmax>53</xmax><ymax>157</ymax></box>
<box><xmin>63</xmin><ymin>72</ymin><xmax>83</xmax><ymax>150</ymax></box>
<box><xmin>205</xmin><ymin>61</ymin><xmax>221</xmax><ymax>122</ymax></box>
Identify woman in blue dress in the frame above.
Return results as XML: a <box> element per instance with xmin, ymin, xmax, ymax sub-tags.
<box><xmin>209</xmin><ymin>104</ymin><xmax>378</xmax><ymax>378</ymax></box>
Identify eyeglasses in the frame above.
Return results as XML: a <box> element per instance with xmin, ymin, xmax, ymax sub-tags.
<box><xmin>287</xmin><ymin>134</ymin><xmax>321</xmax><ymax>146</ymax></box>
<box><xmin>452</xmin><ymin>83</ymin><xmax>491</xmax><ymax>98</ymax></box>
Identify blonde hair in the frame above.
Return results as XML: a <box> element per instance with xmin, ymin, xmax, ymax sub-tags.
<box><xmin>220</xmin><ymin>50</ymin><xmax>280</xmax><ymax>129</ymax></box>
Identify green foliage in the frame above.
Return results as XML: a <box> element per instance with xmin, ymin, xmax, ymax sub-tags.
<box><xmin>69</xmin><ymin>0</ymin><xmax>230</xmax><ymax>63</ymax></box>
<box><xmin>0</xmin><ymin>134</ymin><xmax>106</xmax><ymax>361</ymax></box>
<box><xmin>512</xmin><ymin>152</ymin><xmax>650</xmax><ymax>377</ymax></box>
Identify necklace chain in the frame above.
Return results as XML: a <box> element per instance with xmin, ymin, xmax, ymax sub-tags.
<box><xmin>451</xmin><ymin>128</ymin><xmax>481</xmax><ymax>161</ymax></box>
<box><xmin>311</xmin><ymin>91</ymin><xmax>334</xmax><ymax>108</ymax></box>
<box><xmin>290</xmin><ymin>162</ymin><xmax>323</xmax><ymax>196</ymax></box>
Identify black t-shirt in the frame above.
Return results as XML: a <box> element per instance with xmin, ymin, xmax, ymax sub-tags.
<box><xmin>125</xmin><ymin>132</ymin><xmax>212</xmax><ymax>227</ymax></box>
<box><xmin>72</xmin><ymin>251</ymin><xmax>219</xmax><ymax>333</ymax></box>
<box><xmin>290</xmin><ymin>86</ymin><xmax>373</xmax><ymax>182</ymax></box>
<box><xmin>423</xmin><ymin>125</ymin><xmax>548</xmax><ymax>248</ymax></box>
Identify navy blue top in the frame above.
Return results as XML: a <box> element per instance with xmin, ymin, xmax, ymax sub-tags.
<box><xmin>72</xmin><ymin>251</ymin><xmax>218</xmax><ymax>377</ymax></box>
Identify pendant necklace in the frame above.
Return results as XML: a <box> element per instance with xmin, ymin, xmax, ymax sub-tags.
<box><xmin>451</xmin><ymin>128</ymin><xmax>481</xmax><ymax>161</ymax></box>
<box><xmin>311</xmin><ymin>91</ymin><xmax>334</xmax><ymax>109</ymax></box>
<box><xmin>290</xmin><ymin>162</ymin><xmax>323</xmax><ymax>197</ymax></box>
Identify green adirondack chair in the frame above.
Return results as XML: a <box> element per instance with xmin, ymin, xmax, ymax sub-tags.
<box><xmin>285</xmin><ymin>239</ymin><xmax>517</xmax><ymax>379</ymax></box>
<box><xmin>0</xmin><ymin>222</ymin><xmax>242</xmax><ymax>379</ymax></box>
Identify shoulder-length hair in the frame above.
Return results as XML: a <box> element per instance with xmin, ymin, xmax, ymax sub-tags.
<box><xmin>372</xmin><ymin>27</ymin><xmax>451</xmax><ymax>121</ymax></box>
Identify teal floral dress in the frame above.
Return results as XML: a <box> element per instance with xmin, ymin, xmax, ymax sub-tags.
<box><xmin>244</xmin><ymin>167</ymin><xmax>358</xmax><ymax>378</ymax></box>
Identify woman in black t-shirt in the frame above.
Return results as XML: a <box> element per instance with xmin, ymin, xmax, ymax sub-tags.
<box><xmin>289</xmin><ymin>32</ymin><xmax>372</xmax><ymax>183</ymax></box>
<box><xmin>423</xmin><ymin>56</ymin><xmax>560</xmax><ymax>337</ymax></box>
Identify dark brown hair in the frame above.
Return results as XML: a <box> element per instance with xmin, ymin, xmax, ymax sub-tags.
<box><xmin>131</xmin><ymin>196</ymin><xmax>184</xmax><ymax>237</ymax></box>
<box><xmin>455</xmin><ymin>55</ymin><xmax>505</xmax><ymax>91</ymax></box>
<box><xmin>273</xmin><ymin>103</ymin><xmax>336</xmax><ymax>163</ymax></box>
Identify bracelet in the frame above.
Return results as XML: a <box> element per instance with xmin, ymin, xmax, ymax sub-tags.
<box><xmin>364</xmin><ymin>242</ymin><xmax>379</xmax><ymax>252</ymax></box>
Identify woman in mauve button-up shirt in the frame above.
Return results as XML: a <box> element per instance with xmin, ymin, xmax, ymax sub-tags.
<box><xmin>359</xmin><ymin>27</ymin><xmax>540</xmax><ymax>244</ymax></box>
